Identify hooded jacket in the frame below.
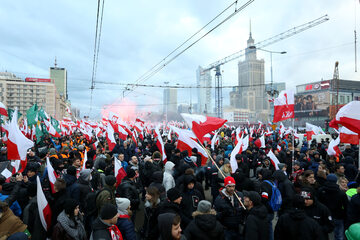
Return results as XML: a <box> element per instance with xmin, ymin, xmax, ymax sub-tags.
<box><xmin>63</xmin><ymin>173</ymin><xmax>80</xmax><ymax>202</ymax></box>
<box><xmin>346</xmin><ymin>193</ymin><xmax>360</xmax><ymax>229</ymax></box>
<box><xmin>57</xmin><ymin>210</ymin><xmax>86</xmax><ymax>240</ymax></box>
<box><xmin>158</xmin><ymin>213</ymin><xmax>186</xmax><ymax>240</ymax></box>
<box><xmin>274</xmin><ymin>208</ymin><xmax>325</xmax><ymax>240</ymax></box>
<box><xmin>0</xmin><ymin>203</ymin><xmax>27</xmax><ymax>238</ymax></box>
<box><xmin>318</xmin><ymin>181</ymin><xmax>348</xmax><ymax>219</ymax></box>
<box><xmin>184</xmin><ymin>211</ymin><xmax>224</xmax><ymax>240</ymax></box>
<box><xmin>117</xmin><ymin>177</ymin><xmax>140</xmax><ymax>211</ymax></box>
<box><xmin>77</xmin><ymin>170</ymin><xmax>92</xmax><ymax>212</ymax></box>
<box><xmin>244</xmin><ymin>204</ymin><xmax>269</xmax><ymax>240</ymax></box>
<box><xmin>163</xmin><ymin>161</ymin><xmax>175</xmax><ymax>192</ymax></box>
<box><xmin>272</xmin><ymin>170</ymin><xmax>295</xmax><ymax>213</ymax></box>
<box><xmin>158</xmin><ymin>200</ymin><xmax>191</xmax><ymax>229</ymax></box>
<box><xmin>180</xmin><ymin>175</ymin><xmax>204</xmax><ymax>220</ymax></box>
<box><xmin>148</xmin><ymin>171</ymin><xmax>166</xmax><ymax>200</ymax></box>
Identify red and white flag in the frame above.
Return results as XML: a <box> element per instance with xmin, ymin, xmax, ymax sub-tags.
<box><xmin>135</xmin><ymin>117</ymin><xmax>145</xmax><ymax>125</ymax></box>
<box><xmin>327</xmin><ymin>136</ymin><xmax>341</xmax><ymax>156</ymax></box>
<box><xmin>339</xmin><ymin>126</ymin><xmax>359</xmax><ymax>145</ymax></box>
<box><xmin>114</xmin><ymin>156</ymin><xmax>127</xmax><ymax>186</ymax></box>
<box><xmin>181</xmin><ymin>113</ymin><xmax>227</xmax><ymax>141</ymax></box>
<box><xmin>46</xmin><ymin>157</ymin><xmax>58</xmax><ymax>194</ymax></box>
<box><xmin>267</xmin><ymin>150</ymin><xmax>280</xmax><ymax>170</ymax></box>
<box><xmin>82</xmin><ymin>149</ymin><xmax>88</xmax><ymax>170</ymax></box>
<box><xmin>44</xmin><ymin>119</ymin><xmax>61</xmax><ymax>138</ymax></box>
<box><xmin>211</xmin><ymin>130</ymin><xmax>219</xmax><ymax>150</ymax></box>
<box><xmin>106</xmin><ymin>123</ymin><xmax>117</xmax><ymax>151</ymax></box>
<box><xmin>254</xmin><ymin>134</ymin><xmax>266</xmax><ymax>148</ymax></box>
<box><xmin>330</xmin><ymin>101</ymin><xmax>360</xmax><ymax>134</ymax></box>
<box><xmin>7</xmin><ymin>109</ymin><xmax>34</xmax><ymax>172</ymax></box>
<box><xmin>306</xmin><ymin>123</ymin><xmax>321</xmax><ymax>141</ymax></box>
<box><xmin>36</xmin><ymin>176</ymin><xmax>52</xmax><ymax>231</ymax></box>
<box><xmin>230</xmin><ymin>135</ymin><xmax>249</xmax><ymax>173</ymax></box>
<box><xmin>0</xmin><ymin>102</ymin><xmax>7</xmax><ymax>117</ymax></box>
<box><xmin>273</xmin><ymin>90</ymin><xmax>294</xmax><ymax>123</ymax></box>
<box><xmin>154</xmin><ymin>127</ymin><xmax>167</xmax><ymax>163</ymax></box>
<box><xmin>66</xmin><ymin>105</ymin><xmax>72</xmax><ymax>115</ymax></box>
<box><xmin>171</xmin><ymin>126</ymin><xmax>208</xmax><ymax>166</ymax></box>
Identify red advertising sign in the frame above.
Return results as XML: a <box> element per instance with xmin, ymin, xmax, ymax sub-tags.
<box><xmin>25</xmin><ymin>78</ymin><xmax>51</xmax><ymax>83</ymax></box>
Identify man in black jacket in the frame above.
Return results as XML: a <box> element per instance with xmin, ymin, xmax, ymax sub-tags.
<box><xmin>318</xmin><ymin>174</ymin><xmax>348</xmax><ymax>240</ymax></box>
<box><xmin>243</xmin><ymin>191</ymin><xmax>268</xmax><ymax>240</ymax></box>
<box><xmin>301</xmin><ymin>188</ymin><xmax>334</xmax><ymax>239</ymax></box>
<box><xmin>274</xmin><ymin>195</ymin><xmax>325</xmax><ymax>240</ymax></box>
<box><xmin>214</xmin><ymin>176</ymin><xmax>245</xmax><ymax>240</ymax></box>
<box><xmin>91</xmin><ymin>204</ymin><xmax>121</xmax><ymax>240</ymax></box>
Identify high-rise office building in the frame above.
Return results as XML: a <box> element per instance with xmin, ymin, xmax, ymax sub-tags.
<box><xmin>163</xmin><ymin>88</ymin><xmax>178</xmax><ymax>114</ymax></box>
<box><xmin>196</xmin><ymin>66</ymin><xmax>212</xmax><ymax>114</ymax></box>
<box><xmin>50</xmin><ymin>64</ymin><xmax>67</xmax><ymax>99</ymax></box>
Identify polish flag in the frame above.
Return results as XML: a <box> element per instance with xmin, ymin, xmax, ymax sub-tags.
<box><xmin>63</xmin><ymin>117</ymin><xmax>72</xmax><ymax>122</ymax></box>
<box><xmin>331</xmin><ymin>101</ymin><xmax>360</xmax><ymax>134</ymax></box>
<box><xmin>211</xmin><ymin>130</ymin><xmax>219</xmax><ymax>150</ymax></box>
<box><xmin>46</xmin><ymin>157</ymin><xmax>58</xmax><ymax>194</ymax></box>
<box><xmin>306</xmin><ymin>123</ymin><xmax>321</xmax><ymax>141</ymax></box>
<box><xmin>265</xmin><ymin>128</ymin><xmax>273</xmax><ymax>137</ymax></box>
<box><xmin>167</xmin><ymin>129</ymin><xmax>172</xmax><ymax>141</ymax></box>
<box><xmin>82</xmin><ymin>149</ymin><xmax>88</xmax><ymax>170</ymax></box>
<box><xmin>230</xmin><ymin>135</ymin><xmax>249</xmax><ymax>173</ymax></box>
<box><xmin>0</xmin><ymin>102</ymin><xmax>8</xmax><ymax>117</ymax></box>
<box><xmin>273</xmin><ymin>90</ymin><xmax>295</xmax><ymax>123</ymax></box>
<box><xmin>106</xmin><ymin>123</ymin><xmax>116</xmax><ymax>151</ymax></box>
<box><xmin>277</xmin><ymin>145</ymin><xmax>282</xmax><ymax>152</ymax></box>
<box><xmin>135</xmin><ymin>117</ymin><xmax>145</xmax><ymax>125</ymax></box>
<box><xmin>114</xmin><ymin>156</ymin><xmax>127</xmax><ymax>186</ymax></box>
<box><xmin>327</xmin><ymin>136</ymin><xmax>341</xmax><ymax>156</ymax></box>
<box><xmin>7</xmin><ymin>109</ymin><xmax>34</xmax><ymax>172</ymax></box>
<box><xmin>171</xmin><ymin>126</ymin><xmax>208</xmax><ymax>166</ymax></box>
<box><xmin>154</xmin><ymin>127</ymin><xmax>167</xmax><ymax>163</ymax></box>
<box><xmin>181</xmin><ymin>113</ymin><xmax>227</xmax><ymax>141</ymax></box>
<box><xmin>66</xmin><ymin>105</ymin><xmax>72</xmax><ymax>115</ymax></box>
<box><xmin>44</xmin><ymin>119</ymin><xmax>61</xmax><ymax>138</ymax></box>
<box><xmin>254</xmin><ymin>134</ymin><xmax>266</xmax><ymax>148</ymax></box>
<box><xmin>202</xmin><ymin>133</ymin><xmax>211</xmax><ymax>144</ymax></box>
<box><xmin>267</xmin><ymin>150</ymin><xmax>280</xmax><ymax>170</ymax></box>
<box><xmin>36</xmin><ymin>176</ymin><xmax>52</xmax><ymax>231</ymax></box>
<box><xmin>339</xmin><ymin>126</ymin><xmax>359</xmax><ymax>145</ymax></box>
<box><xmin>111</xmin><ymin>123</ymin><xmax>128</xmax><ymax>141</ymax></box>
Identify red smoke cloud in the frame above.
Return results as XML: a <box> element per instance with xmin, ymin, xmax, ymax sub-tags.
<box><xmin>101</xmin><ymin>97</ymin><xmax>137</xmax><ymax>121</ymax></box>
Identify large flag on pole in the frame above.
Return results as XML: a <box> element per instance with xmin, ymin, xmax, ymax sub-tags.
<box><xmin>267</xmin><ymin>150</ymin><xmax>280</xmax><ymax>170</ymax></box>
<box><xmin>273</xmin><ymin>90</ymin><xmax>295</xmax><ymax>123</ymax></box>
<box><xmin>230</xmin><ymin>135</ymin><xmax>249</xmax><ymax>173</ymax></box>
<box><xmin>0</xmin><ymin>102</ymin><xmax>8</xmax><ymax>117</ymax></box>
<box><xmin>46</xmin><ymin>157</ymin><xmax>58</xmax><ymax>194</ymax></box>
<box><xmin>114</xmin><ymin>157</ymin><xmax>127</xmax><ymax>186</ymax></box>
<box><xmin>106</xmin><ymin>123</ymin><xmax>116</xmax><ymax>151</ymax></box>
<box><xmin>339</xmin><ymin>126</ymin><xmax>359</xmax><ymax>145</ymax></box>
<box><xmin>181</xmin><ymin>113</ymin><xmax>227</xmax><ymax>142</ymax></box>
<box><xmin>154</xmin><ymin>127</ymin><xmax>167</xmax><ymax>163</ymax></box>
<box><xmin>327</xmin><ymin>136</ymin><xmax>341</xmax><ymax>156</ymax></box>
<box><xmin>330</xmin><ymin>101</ymin><xmax>360</xmax><ymax>134</ymax></box>
<box><xmin>36</xmin><ymin>176</ymin><xmax>52</xmax><ymax>231</ymax></box>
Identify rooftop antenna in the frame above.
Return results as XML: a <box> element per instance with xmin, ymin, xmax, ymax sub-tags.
<box><xmin>249</xmin><ymin>18</ymin><xmax>252</xmax><ymax>38</ymax></box>
<box><xmin>54</xmin><ymin>56</ymin><xmax>58</xmax><ymax>68</ymax></box>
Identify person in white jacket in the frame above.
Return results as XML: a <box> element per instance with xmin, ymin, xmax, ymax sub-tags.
<box><xmin>163</xmin><ymin>161</ymin><xmax>176</xmax><ymax>192</ymax></box>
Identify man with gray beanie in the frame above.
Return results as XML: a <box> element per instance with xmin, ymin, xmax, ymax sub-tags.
<box><xmin>184</xmin><ymin>200</ymin><xmax>224</xmax><ymax>240</ymax></box>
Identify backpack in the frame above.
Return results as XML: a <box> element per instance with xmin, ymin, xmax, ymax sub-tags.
<box><xmin>264</xmin><ymin>180</ymin><xmax>282</xmax><ymax>211</ymax></box>
<box><xmin>84</xmin><ymin>188</ymin><xmax>112</xmax><ymax>217</ymax></box>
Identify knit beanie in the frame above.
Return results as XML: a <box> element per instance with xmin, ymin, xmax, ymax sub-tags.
<box><xmin>197</xmin><ymin>200</ymin><xmax>211</xmax><ymax>213</ymax></box>
<box><xmin>326</xmin><ymin>174</ymin><xmax>338</xmax><ymax>183</ymax></box>
<box><xmin>100</xmin><ymin>203</ymin><xmax>118</xmax><ymax>220</ymax></box>
<box><xmin>64</xmin><ymin>199</ymin><xmax>79</xmax><ymax>216</ymax></box>
<box><xmin>167</xmin><ymin>188</ymin><xmax>182</xmax><ymax>202</ymax></box>
<box><xmin>105</xmin><ymin>175</ymin><xmax>117</xmax><ymax>186</ymax></box>
<box><xmin>116</xmin><ymin>198</ymin><xmax>131</xmax><ymax>215</ymax></box>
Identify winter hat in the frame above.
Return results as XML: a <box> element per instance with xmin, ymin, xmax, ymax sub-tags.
<box><xmin>167</xmin><ymin>188</ymin><xmax>182</xmax><ymax>202</ymax></box>
<box><xmin>300</xmin><ymin>190</ymin><xmax>314</xmax><ymax>200</ymax></box>
<box><xmin>345</xmin><ymin>223</ymin><xmax>360</xmax><ymax>240</ymax></box>
<box><xmin>278</xmin><ymin>163</ymin><xmax>286</xmax><ymax>170</ymax></box>
<box><xmin>224</xmin><ymin>176</ymin><xmax>236</xmax><ymax>187</ymax></box>
<box><xmin>223</xmin><ymin>158</ymin><xmax>230</xmax><ymax>165</ymax></box>
<box><xmin>243</xmin><ymin>191</ymin><xmax>261</xmax><ymax>206</ymax></box>
<box><xmin>100</xmin><ymin>203</ymin><xmax>118</xmax><ymax>220</ymax></box>
<box><xmin>126</xmin><ymin>168</ymin><xmax>136</xmax><ymax>179</ymax></box>
<box><xmin>67</xmin><ymin>166</ymin><xmax>77</xmax><ymax>176</ymax></box>
<box><xmin>116</xmin><ymin>198</ymin><xmax>131</xmax><ymax>215</ymax></box>
<box><xmin>326</xmin><ymin>174</ymin><xmax>338</xmax><ymax>183</ymax></box>
<box><xmin>191</xmin><ymin>148</ymin><xmax>198</xmax><ymax>154</ymax></box>
<box><xmin>197</xmin><ymin>200</ymin><xmax>211</xmax><ymax>213</ymax></box>
<box><xmin>80</xmin><ymin>169</ymin><xmax>91</xmax><ymax>181</ymax></box>
<box><xmin>105</xmin><ymin>175</ymin><xmax>117</xmax><ymax>186</ymax></box>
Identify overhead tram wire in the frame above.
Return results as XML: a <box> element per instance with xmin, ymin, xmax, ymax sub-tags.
<box><xmin>89</xmin><ymin>0</ymin><xmax>104</xmax><ymax>114</ymax></box>
<box><xmin>131</xmin><ymin>0</ymin><xmax>241</xmax><ymax>87</ymax></box>
<box><xmin>124</xmin><ymin>0</ymin><xmax>254</xmax><ymax>98</ymax></box>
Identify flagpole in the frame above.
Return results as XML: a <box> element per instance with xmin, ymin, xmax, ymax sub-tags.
<box><xmin>197</xmin><ymin>140</ymin><xmax>246</xmax><ymax>209</ymax></box>
<box><xmin>292</xmin><ymin>118</ymin><xmax>295</xmax><ymax>174</ymax></box>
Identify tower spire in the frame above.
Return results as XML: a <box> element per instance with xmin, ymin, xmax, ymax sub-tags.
<box><xmin>249</xmin><ymin>19</ymin><xmax>252</xmax><ymax>38</ymax></box>
<box><xmin>54</xmin><ymin>56</ymin><xmax>57</xmax><ymax>67</ymax></box>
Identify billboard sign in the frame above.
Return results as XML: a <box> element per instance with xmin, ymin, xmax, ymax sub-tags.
<box><xmin>25</xmin><ymin>78</ymin><xmax>51</xmax><ymax>83</ymax></box>
<box><xmin>294</xmin><ymin>91</ymin><xmax>330</xmax><ymax>118</ymax></box>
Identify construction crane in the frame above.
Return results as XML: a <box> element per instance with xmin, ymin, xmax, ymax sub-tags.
<box><xmin>202</xmin><ymin>15</ymin><xmax>329</xmax><ymax>118</ymax></box>
<box><xmin>331</xmin><ymin>61</ymin><xmax>340</xmax><ymax>119</ymax></box>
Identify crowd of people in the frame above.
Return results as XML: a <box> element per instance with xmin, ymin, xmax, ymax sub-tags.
<box><xmin>0</xmin><ymin>125</ymin><xmax>359</xmax><ymax>240</ymax></box>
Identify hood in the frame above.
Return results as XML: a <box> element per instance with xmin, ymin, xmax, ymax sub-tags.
<box><xmin>248</xmin><ymin>204</ymin><xmax>267</xmax><ymax>219</ymax></box>
<box><xmin>1</xmin><ymin>182</ymin><xmax>16</xmax><ymax>195</ymax></box>
<box><xmin>194</xmin><ymin>214</ymin><xmax>217</xmax><ymax>231</ymax></box>
<box><xmin>215</xmin><ymin>155</ymin><xmax>223</xmax><ymax>164</ymax></box>
<box><xmin>63</xmin><ymin>174</ymin><xmax>77</xmax><ymax>186</ymax></box>
<box><xmin>226</xmin><ymin>145</ymin><xmax>233</xmax><ymax>151</ymax></box>
<box><xmin>345</xmin><ymin>156</ymin><xmax>354</xmax><ymax>165</ymax></box>
<box><xmin>260</xmin><ymin>168</ymin><xmax>272</xmax><ymax>180</ymax></box>
<box><xmin>164</xmin><ymin>161</ymin><xmax>175</xmax><ymax>174</ymax></box>
<box><xmin>151</xmin><ymin>171</ymin><xmax>163</xmax><ymax>183</ymax></box>
<box><xmin>272</xmin><ymin>170</ymin><xmax>287</xmax><ymax>182</ymax></box>
<box><xmin>289</xmin><ymin>208</ymin><xmax>307</xmax><ymax>220</ymax></box>
<box><xmin>158</xmin><ymin>213</ymin><xmax>176</xmax><ymax>240</ymax></box>
<box><xmin>322</xmin><ymin>181</ymin><xmax>340</xmax><ymax>192</ymax></box>
<box><xmin>183</xmin><ymin>175</ymin><xmax>196</xmax><ymax>186</ymax></box>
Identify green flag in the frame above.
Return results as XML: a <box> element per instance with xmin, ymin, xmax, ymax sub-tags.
<box><xmin>35</xmin><ymin>123</ymin><xmax>44</xmax><ymax>144</ymax></box>
<box><xmin>8</xmin><ymin>108</ymin><xmax>22</xmax><ymax>122</ymax></box>
<box><xmin>26</xmin><ymin>104</ymin><xmax>38</xmax><ymax>126</ymax></box>
<box><xmin>38</xmin><ymin>108</ymin><xmax>49</xmax><ymax>121</ymax></box>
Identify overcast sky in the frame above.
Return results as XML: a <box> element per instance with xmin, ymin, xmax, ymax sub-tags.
<box><xmin>0</xmin><ymin>0</ymin><xmax>358</xmax><ymax>119</ymax></box>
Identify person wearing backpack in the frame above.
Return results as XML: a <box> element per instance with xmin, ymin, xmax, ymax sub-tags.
<box><xmin>272</xmin><ymin>169</ymin><xmax>295</xmax><ymax>216</ymax></box>
<box><xmin>258</xmin><ymin>168</ymin><xmax>278</xmax><ymax>240</ymax></box>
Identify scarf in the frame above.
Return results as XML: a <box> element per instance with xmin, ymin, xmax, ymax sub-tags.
<box><xmin>108</xmin><ymin>225</ymin><xmax>123</xmax><ymax>240</ymax></box>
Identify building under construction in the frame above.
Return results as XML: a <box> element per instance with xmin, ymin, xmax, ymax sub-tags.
<box><xmin>294</xmin><ymin>79</ymin><xmax>360</xmax><ymax>128</ymax></box>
